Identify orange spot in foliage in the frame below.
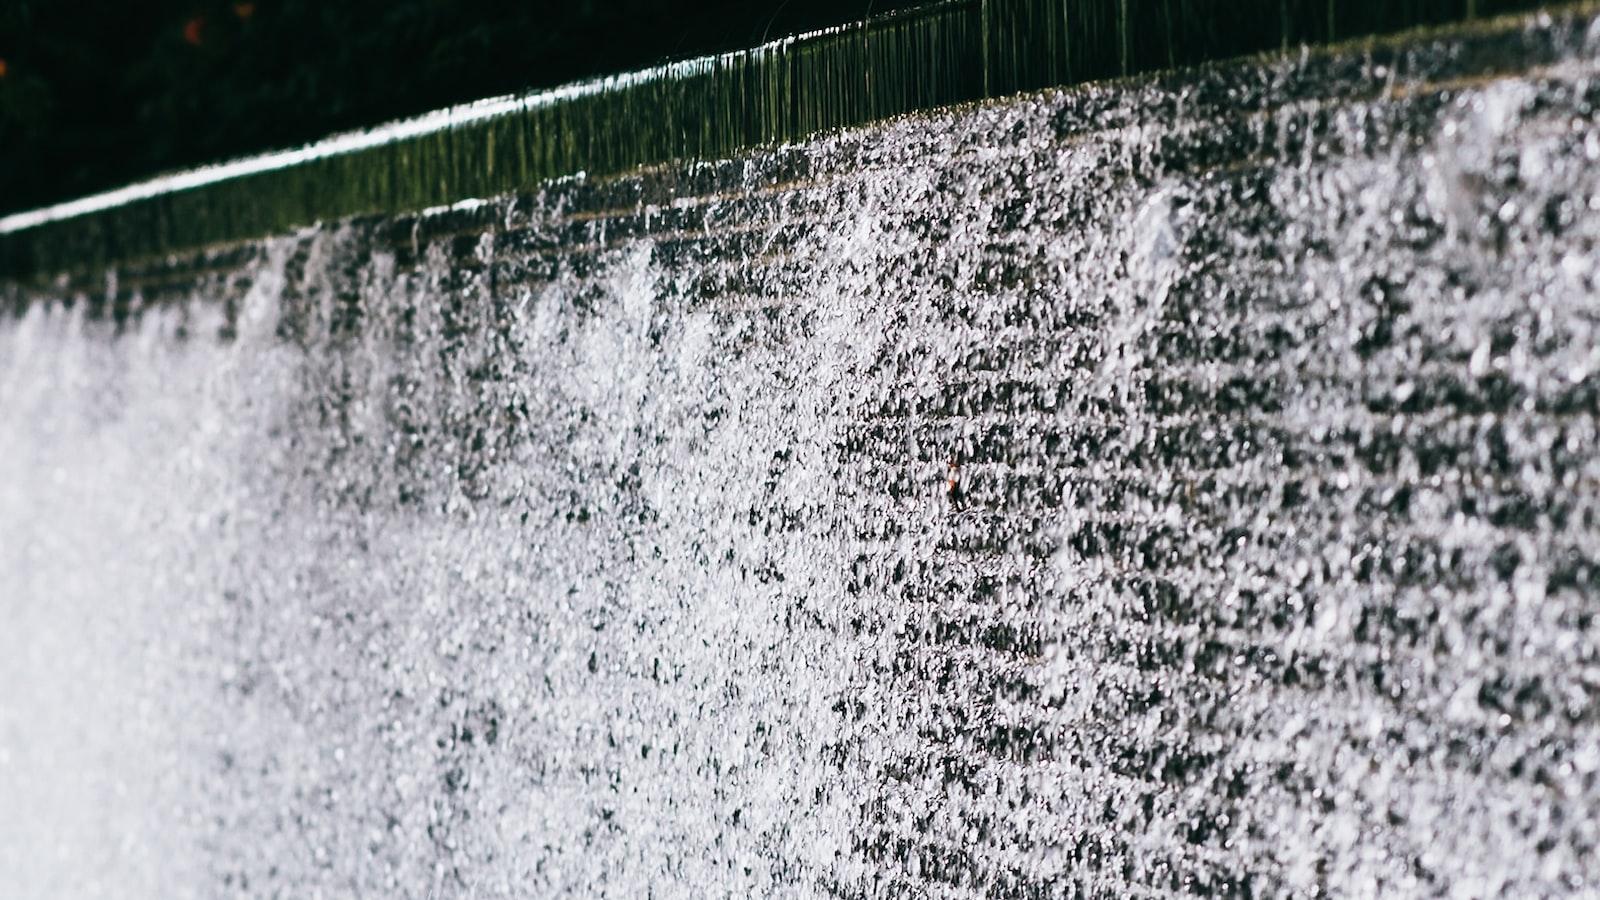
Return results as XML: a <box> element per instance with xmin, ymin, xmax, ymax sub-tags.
<box><xmin>233</xmin><ymin>2</ymin><xmax>255</xmax><ymax>20</ymax></box>
<box><xmin>0</xmin><ymin>58</ymin><xmax>8</xmax><ymax>79</ymax></box>
<box><xmin>183</xmin><ymin>16</ymin><xmax>206</xmax><ymax>46</ymax></box>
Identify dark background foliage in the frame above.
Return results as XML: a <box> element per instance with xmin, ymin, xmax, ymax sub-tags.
<box><xmin>0</xmin><ymin>1</ymin><xmax>921</xmax><ymax>216</ymax></box>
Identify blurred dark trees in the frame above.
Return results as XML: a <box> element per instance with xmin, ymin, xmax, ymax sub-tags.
<box><xmin>0</xmin><ymin>1</ymin><xmax>918</xmax><ymax>215</ymax></box>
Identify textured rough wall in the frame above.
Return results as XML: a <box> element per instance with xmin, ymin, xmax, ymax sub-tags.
<box><xmin>5</xmin><ymin>11</ymin><xmax>1600</xmax><ymax>898</ymax></box>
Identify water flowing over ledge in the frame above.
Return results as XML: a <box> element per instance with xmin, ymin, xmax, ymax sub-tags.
<box><xmin>5</xmin><ymin>7</ymin><xmax>1600</xmax><ymax>898</ymax></box>
<box><xmin>0</xmin><ymin>0</ymin><xmax>1566</xmax><ymax>280</ymax></box>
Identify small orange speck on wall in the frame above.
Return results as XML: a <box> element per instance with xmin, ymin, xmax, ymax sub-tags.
<box><xmin>233</xmin><ymin>2</ymin><xmax>255</xmax><ymax>20</ymax></box>
<box><xmin>0</xmin><ymin>58</ymin><xmax>8</xmax><ymax>79</ymax></box>
<box><xmin>183</xmin><ymin>16</ymin><xmax>206</xmax><ymax>46</ymax></box>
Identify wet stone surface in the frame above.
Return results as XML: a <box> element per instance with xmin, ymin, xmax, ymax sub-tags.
<box><xmin>5</xmin><ymin>10</ymin><xmax>1600</xmax><ymax>899</ymax></box>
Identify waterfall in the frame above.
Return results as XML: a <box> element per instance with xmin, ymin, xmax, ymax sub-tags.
<box><xmin>3</xmin><ymin>6</ymin><xmax>1600</xmax><ymax>898</ymax></box>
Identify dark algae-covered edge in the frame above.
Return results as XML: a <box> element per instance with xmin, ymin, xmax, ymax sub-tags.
<box><xmin>0</xmin><ymin>0</ymin><xmax>1565</xmax><ymax>279</ymax></box>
